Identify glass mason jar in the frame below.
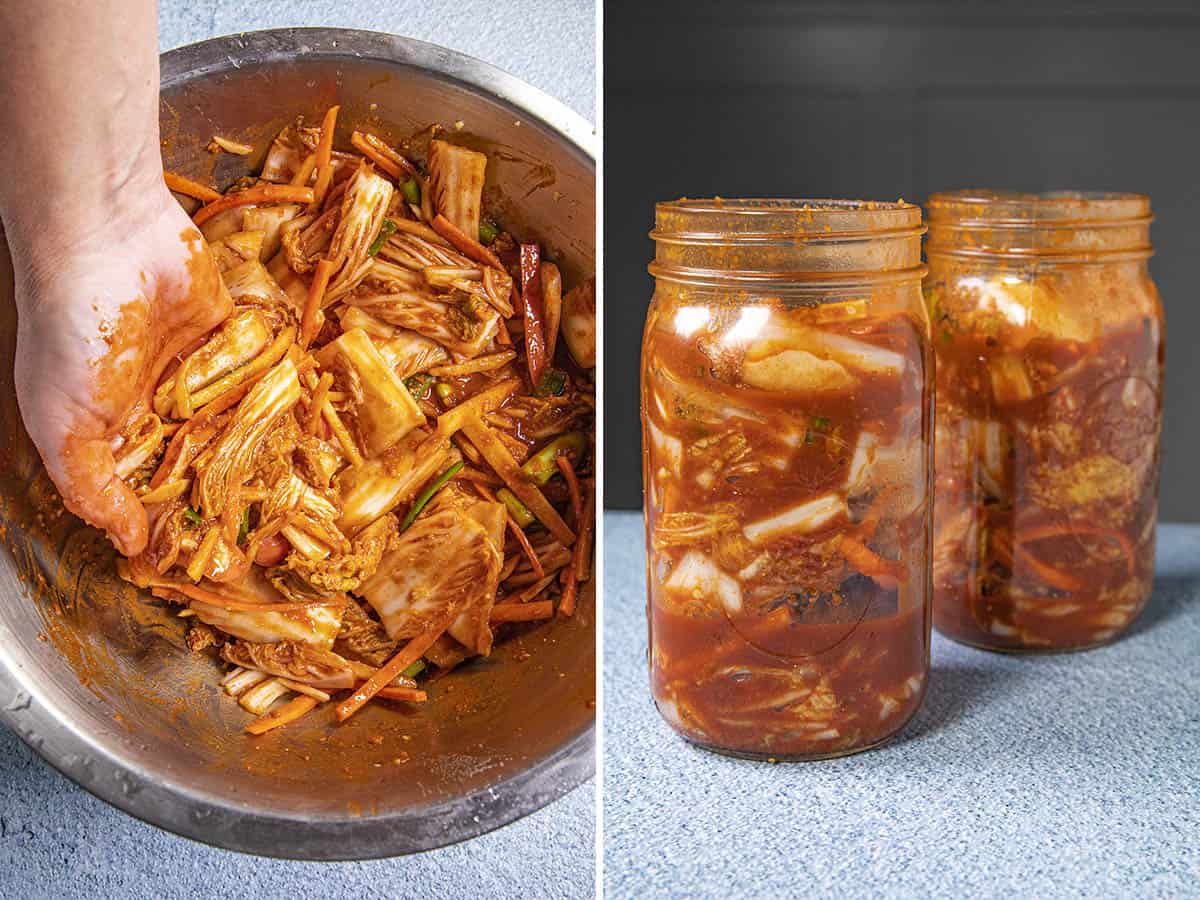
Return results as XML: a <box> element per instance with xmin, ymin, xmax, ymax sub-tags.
<box><xmin>641</xmin><ymin>199</ymin><xmax>933</xmax><ymax>760</ymax></box>
<box><xmin>926</xmin><ymin>191</ymin><xmax>1165</xmax><ymax>651</ymax></box>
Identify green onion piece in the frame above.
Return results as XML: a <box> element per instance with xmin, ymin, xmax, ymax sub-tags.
<box><xmin>237</xmin><ymin>508</ymin><xmax>251</xmax><ymax>545</ymax></box>
<box><xmin>401</xmin><ymin>178</ymin><xmax>421</xmax><ymax>206</ymax></box>
<box><xmin>804</xmin><ymin>430</ymin><xmax>814</xmax><ymax>445</ymax></box>
<box><xmin>435</xmin><ymin>382</ymin><xmax>454</xmax><ymax>404</ymax></box>
<box><xmin>810</xmin><ymin>415</ymin><xmax>831</xmax><ymax>433</ymax></box>
<box><xmin>478</xmin><ymin>221</ymin><xmax>498</xmax><ymax>245</ymax></box>
<box><xmin>497</xmin><ymin>488</ymin><xmax>535</xmax><ymax>528</ymax></box>
<box><xmin>400</xmin><ymin>461</ymin><xmax>464</xmax><ymax>532</ymax></box>
<box><xmin>402</xmin><ymin>660</ymin><xmax>426</xmax><ymax>679</ymax></box>
<box><xmin>535</xmin><ymin>369</ymin><xmax>567</xmax><ymax>397</ymax></box>
<box><xmin>368</xmin><ymin>218</ymin><xmax>398</xmax><ymax>256</ymax></box>
<box><xmin>404</xmin><ymin>372</ymin><xmax>434</xmax><ymax>400</ymax></box>
<box><xmin>521</xmin><ymin>431</ymin><xmax>586</xmax><ymax>486</ymax></box>
<box><xmin>183</xmin><ymin>507</ymin><xmax>203</xmax><ymax>526</ymax></box>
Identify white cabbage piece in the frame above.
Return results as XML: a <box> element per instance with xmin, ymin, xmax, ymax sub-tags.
<box><xmin>349</xmin><ymin>289</ymin><xmax>500</xmax><ymax>359</ymax></box>
<box><xmin>427</xmin><ymin>139</ymin><xmax>487</xmax><ymax>238</ymax></box>
<box><xmin>741</xmin><ymin>349</ymin><xmax>856</xmax><ymax>394</ymax></box>
<box><xmin>743</xmin><ymin>494</ymin><xmax>848</xmax><ymax>545</ymax></box>
<box><xmin>242</xmin><ymin>204</ymin><xmax>303</xmax><ymax>261</ymax></box>
<box><xmin>336</xmin><ymin>433</ymin><xmax>453</xmax><ymax>535</ymax></box>
<box><xmin>326</xmin><ymin>165</ymin><xmax>395</xmax><ymax>302</ymax></box>
<box><xmin>665</xmin><ymin>550</ymin><xmax>742</xmax><ymax>614</ymax></box>
<box><xmin>209</xmin><ymin>230</ymin><xmax>266</xmax><ymax>273</ymax></box>
<box><xmin>153</xmin><ymin>307</ymin><xmax>273</xmax><ymax>416</ymax></box>
<box><xmin>358</xmin><ymin>508</ymin><xmax>502</xmax><ymax>653</ymax></box>
<box><xmin>338</xmin><ymin>307</ymin><xmax>450</xmax><ymax>378</ymax></box>
<box><xmin>221</xmin><ymin>640</ymin><xmax>355</xmax><ymax>689</ymax></box>
<box><xmin>221</xmin><ymin>258</ymin><xmax>293</xmax><ymax>308</ymax></box>
<box><xmin>315</xmin><ymin>328</ymin><xmax>425</xmax><ymax>457</ymax></box>
<box><xmin>195</xmin><ymin>358</ymin><xmax>301</xmax><ymax>518</ymax></box>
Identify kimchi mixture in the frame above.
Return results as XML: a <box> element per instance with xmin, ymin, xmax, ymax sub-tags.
<box><xmin>927</xmin><ymin>199</ymin><xmax>1163</xmax><ymax>650</ymax></box>
<box><xmin>643</xmin><ymin>201</ymin><xmax>931</xmax><ymax>758</ymax></box>
<box><xmin>105</xmin><ymin>106</ymin><xmax>595</xmax><ymax>734</ymax></box>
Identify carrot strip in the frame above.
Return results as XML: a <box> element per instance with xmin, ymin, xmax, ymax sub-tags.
<box><xmin>556</xmin><ymin>455</ymin><xmax>583</xmax><ymax>527</ymax></box>
<box><xmin>431</xmin><ymin>214</ymin><xmax>505</xmax><ymax>272</ymax></box>
<box><xmin>336</xmin><ymin>617</ymin><xmax>452</xmax><ymax>721</ymax></box>
<box><xmin>245</xmin><ymin>695</ymin><xmax>318</xmax><ymax>735</ymax></box>
<box><xmin>377</xmin><ymin>687</ymin><xmax>428</xmax><ymax>702</ymax></box>
<box><xmin>300</xmin><ymin>258</ymin><xmax>336</xmax><ymax>348</ymax></box>
<box><xmin>430</xmin><ymin>350</ymin><xmax>517</xmax><ymax>378</ymax></box>
<box><xmin>490</xmin><ymin>600</ymin><xmax>554</xmax><ymax>623</ymax></box>
<box><xmin>165</xmin><ymin>171</ymin><xmax>221</xmax><ymax>203</ymax></box>
<box><xmin>840</xmin><ymin>534</ymin><xmax>901</xmax><ymax>590</ymax></box>
<box><xmin>572</xmin><ymin>480</ymin><xmax>595</xmax><ymax>585</ymax></box>
<box><xmin>350</xmin><ymin>131</ymin><xmax>416</xmax><ymax>180</ymax></box>
<box><xmin>305</xmin><ymin>372</ymin><xmax>334</xmax><ymax>434</ymax></box>
<box><xmin>310</xmin><ymin>105</ymin><xmax>340</xmax><ymax>210</ymax></box>
<box><xmin>291</xmin><ymin>153</ymin><xmax>317</xmax><ymax>186</ymax></box>
<box><xmin>193</xmin><ymin>184</ymin><xmax>314</xmax><ymax>225</ymax></box>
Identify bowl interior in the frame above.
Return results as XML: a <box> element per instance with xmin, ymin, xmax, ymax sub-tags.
<box><xmin>0</xmin><ymin>30</ymin><xmax>595</xmax><ymax>858</ymax></box>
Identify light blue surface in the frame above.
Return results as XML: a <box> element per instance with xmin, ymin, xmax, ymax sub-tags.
<box><xmin>603</xmin><ymin>511</ymin><xmax>1200</xmax><ymax>899</ymax></box>
<box><xmin>0</xmin><ymin>3</ymin><xmax>595</xmax><ymax>897</ymax></box>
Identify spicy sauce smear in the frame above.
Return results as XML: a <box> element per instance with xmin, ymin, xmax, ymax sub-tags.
<box><xmin>642</xmin><ymin>199</ymin><xmax>932</xmax><ymax>760</ymax></box>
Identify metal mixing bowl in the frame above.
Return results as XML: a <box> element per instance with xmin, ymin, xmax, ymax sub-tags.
<box><xmin>0</xmin><ymin>28</ymin><xmax>595</xmax><ymax>859</ymax></box>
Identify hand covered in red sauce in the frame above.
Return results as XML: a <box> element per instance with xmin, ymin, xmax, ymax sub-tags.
<box><xmin>10</xmin><ymin>186</ymin><xmax>231</xmax><ymax>556</ymax></box>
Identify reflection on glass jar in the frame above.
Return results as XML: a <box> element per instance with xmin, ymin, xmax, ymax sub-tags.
<box><xmin>641</xmin><ymin>199</ymin><xmax>932</xmax><ymax>760</ymax></box>
<box><xmin>926</xmin><ymin>191</ymin><xmax>1165</xmax><ymax>652</ymax></box>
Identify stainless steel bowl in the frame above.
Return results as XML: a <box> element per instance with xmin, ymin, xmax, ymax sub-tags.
<box><xmin>0</xmin><ymin>28</ymin><xmax>595</xmax><ymax>860</ymax></box>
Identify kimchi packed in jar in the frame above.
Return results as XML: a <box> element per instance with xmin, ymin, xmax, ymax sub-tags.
<box><xmin>926</xmin><ymin>191</ymin><xmax>1164</xmax><ymax>651</ymax></box>
<box><xmin>642</xmin><ymin>199</ymin><xmax>933</xmax><ymax>760</ymax></box>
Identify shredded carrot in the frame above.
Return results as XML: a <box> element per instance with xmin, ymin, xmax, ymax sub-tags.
<box><xmin>431</xmin><ymin>214</ymin><xmax>506</xmax><ymax>272</ymax></box>
<box><xmin>322</xmin><ymin>399</ymin><xmax>364</xmax><ymax>467</ymax></box>
<box><xmin>164</xmin><ymin>171</ymin><xmax>221</xmax><ymax>203</ymax></box>
<box><xmin>291</xmin><ymin>153</ymin><xmax>317</xmax><ymax>186</ymax></box>
<box><xmin>839</xmin><ymin>534</ymin><xmax>901</xmax><ymax>590</ymax></box>
<box><xmin>193</xmin><ymin>184</ymin><xmax>314</xmax><ymax>226</ymax></box>
<box><xmin>349</xmin><ymin>131</ymin><xmax>416</xmax><ymax>180</ymax></box>
<box><xmin>472</xmin><ymin>481</ymin><xmax>544</xmax><ymax>577</ymax></box>
<box><xmin>245</xmin><ymin>695</ymin><xmax>318</xmax><ymax>735</ymax></box>
<box><xmin>337</xmin><ymin>617</ymin><xmax>452</xmax><ymax>721</ymax></box>
<box><xmin>571</xmin><ymin>480</ymin><xmax>595</xmax><ymax>586</ymax></box>
<box><xmin>310</xmin><ymin>105</ymin><xmax>340</xmax><ymax>210</ymax></box>
<box><xmin>306</xmin><ymin>372</ymin><xmax>334</xmax><ymax>434</ymax></box>
<box><xmin>301</xmin><ymin>258</ymin><xmax>336</xmax><ymax>348</ymax></box>
<box><xmin>556</xmin><ymin>455</ymin><xmax>583</xmax><ymax>527</ymax></box>
<box><xmin>490</xmin><ymin>600</ymin><xmax>554</xmax><ymax>623</ymax></box>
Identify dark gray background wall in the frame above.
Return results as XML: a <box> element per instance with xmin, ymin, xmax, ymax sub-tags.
<box><xmin>603</xmin><ymin>0</ymin><xmax>1200</xmax><ymax>521</ymax></box>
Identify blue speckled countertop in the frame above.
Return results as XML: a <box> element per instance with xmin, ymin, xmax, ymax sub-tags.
<box><xmin>0</xmin><ymin>3</ymin><xmax>594</xmax><ymax>897</ymax></box>
<box><xmin>603</xmin><ymin>512</ymin><xmax>1200</xmax><ymax>898</ymax></box>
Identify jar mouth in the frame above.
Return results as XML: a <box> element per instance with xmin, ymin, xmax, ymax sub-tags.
<box><xmin>652</xmin><ymin>197</ymin><xmax>925</xmax><ymax>245</ymax></box>
<box><xmin>926</xmin><ymin>189</ymin><xmax>1153</xmax><ymax>261</ymax></box>
<box><xmin>927</xmin><ymin>189</ymin><xmax>1152</xmax><ymax>226</ymax></box>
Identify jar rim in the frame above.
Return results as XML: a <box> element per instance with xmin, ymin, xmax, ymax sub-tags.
<box><xmin>927</xmin><ymin>189</ymin><xmax>1151</xmax><ymax>225</ymax></box>
<box><xmin>653</xmin><ymin>197</ymin><xmax>924</xmax><ymax>243</ymax></box>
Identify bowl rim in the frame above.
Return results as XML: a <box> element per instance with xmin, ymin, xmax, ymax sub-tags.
<box><xmin>0</xmin><ymin>26</ymin><xmax>595</xmax><ymax>861</ymax></box>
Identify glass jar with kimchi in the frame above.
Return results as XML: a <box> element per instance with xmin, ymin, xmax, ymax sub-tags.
<box><xmin>926</xmin><ymin>191</ymin><xmax>1164</xmax><ymax>651</ymax></box>
<box><xmin>642</xmin><ymin>199</ymin><xmax>932</xmax><ymax>760</ymax></box>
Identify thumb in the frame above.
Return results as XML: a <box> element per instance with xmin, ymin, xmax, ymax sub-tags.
<box><xmin>55</xmin><ymin>434</ymin><xmax>149</xmax><ymax>557</ymax></box>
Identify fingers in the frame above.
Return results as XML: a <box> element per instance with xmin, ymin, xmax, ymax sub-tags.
<box><xmin>56</xmin><ymin>434</ymin><xmax>149</xmax><ymax>557</ymax></box>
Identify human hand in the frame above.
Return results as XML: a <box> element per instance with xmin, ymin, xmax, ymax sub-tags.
<box><xmin>9</xmin><ymin>184</ymin><xmax>231</xmax><ymax>556</ymax></box>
